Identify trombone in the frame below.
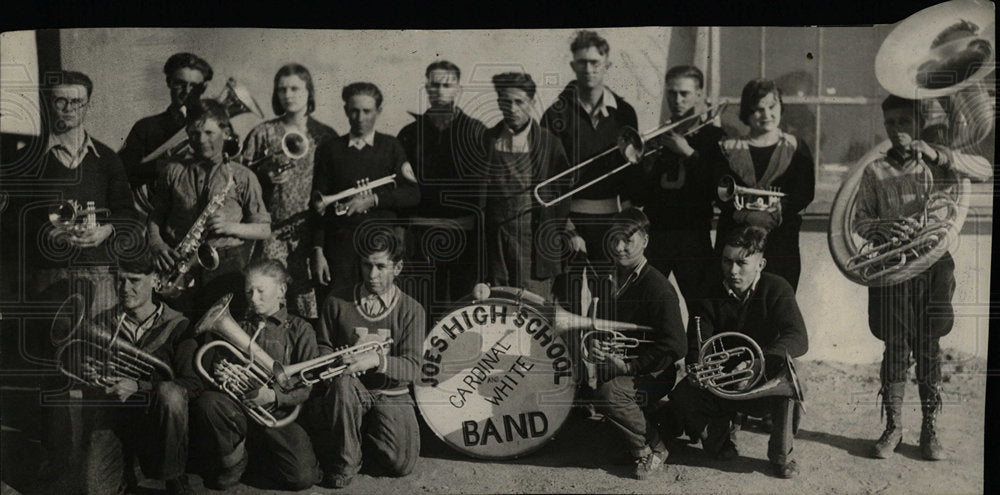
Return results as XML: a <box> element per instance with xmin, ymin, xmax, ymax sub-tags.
<box><xmin>533</xmin><ymin>102</ymin><xmax>727</xmax><ymax>208</ymax></box>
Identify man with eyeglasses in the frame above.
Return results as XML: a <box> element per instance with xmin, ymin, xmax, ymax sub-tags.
<box><xmin>585</xmin><ymin>207</ymin><xmax>685</xmax><ymax>480</ymax></box>
<box><xmin>119</xmin><ymin>53</ymin><xmax>213</xmax><ymax>219</ymax></box>
<box><xmin>11</xmin><ymin>70</ymin><xmax>135</xmax><ymax>486</ymax></box>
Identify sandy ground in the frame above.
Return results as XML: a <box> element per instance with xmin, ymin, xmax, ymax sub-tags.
<box><xmin>1</xmin><ymin>348</ymin><xmax>986</xmax><ymax>495</ymax></box>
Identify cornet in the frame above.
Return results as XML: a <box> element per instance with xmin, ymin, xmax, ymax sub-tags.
<box><xmin>312</xmin><ymin>174</ymin><xmax>397</xmax><ymax>215</ymax></box>
<box><xmin>48</xmin><ymin>200</ymin><xmax>110</xmax><ymax>237</ymax></box>
<box><xmin>686</xmin><ymin>317</ymin><xmax>804</xmax><ymax>403</ymax></box>
<box><xmin>273</xmin><ymin>339</ymin><xmax>393</xmax><ymax>390</ymax></box>
<box><xmin>194</xmin><ymin>294</ymin><xmax>301</xmax><ymax>428</ymax></box>
<box><xmin>534</xmin><ymin>103</ymin><xmax>726</xmax><ymax>208</ymax></box>
<box><xmin>716</xmin><ymin>175</ymin><xmax>786</xmax><ymax>211</ymax></box>
<box><xmin>245</xmin><ymin>129</ymin><xmax>310</xmax><ymax>176</ymax></box>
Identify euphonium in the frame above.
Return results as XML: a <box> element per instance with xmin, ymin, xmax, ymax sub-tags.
<box><xmin>687</xmin><ymin>317</ymin><xmax>804</xmax><ymax>403</ymax></box>
<box><xmin>56</xmin><ymin>313</ymin><xmax>174</xmax><ymax>388</ymax></box>
<box><xmin>156</xmin><ymin>174</ymin><xmax>235</xmax><ymax>298</ymax></box>
<box><xmin>48</xmin><ymin>200</ymin><xmax>110</xmax><ymax>237</ymax></box>
<box><xmin>273</xmin><ymin>338</ymin><xmax>394</xmax><ymax>390</ymax></box>
<box><xmin>193</xmin><ymin>294</ymin><xmax>301</xmax><ymax>428</ymax></box>
<box><xmin>311</xmin><ymin>174</ymin><xmax>397</xmax><ymax>215</ymax></box>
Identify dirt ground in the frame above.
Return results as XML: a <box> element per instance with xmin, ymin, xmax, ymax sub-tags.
<box><xmin>1</xmin><ymin>349</ymin><xmax>986</xmax><ymax>495</ymax></box>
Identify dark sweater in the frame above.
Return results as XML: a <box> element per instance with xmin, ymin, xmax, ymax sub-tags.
<box><xmin>93</xmin><ymin>302</ymin><xmax>199</xmax><ymax>392</ymax></box>
<box><xmin>686</xmin><ymin>272</ymin><xmax>808</xmax><ymax>365</ymax></box>
<box><xmin>614</xmin><ymin>263</ymin><xmax>687</xmax><ymax>377</ymax></box>
<box><xmin>397</xmin><ymin>108</ymin><xmax>488</xmax><ymax>218</ymax></box>
<box><xmin>541</xmin><ymin>84</ymin><xmax>639</xmax><ymax>201</ymax></box>
<box><xmin>118</xmin><ymin>106</ymin><xmax>186</xmax><ymax>188</ymax></box>
<box><xmin>316</xmin><ymin>285</ymin><xmax>426</xmax><ymax>392</ymax></box>
<box><xmin>311</xmin><ymin>132</ymin><xmax>420</xmax><ymax>245</ymax></box>
<box><xmin>19</xmin><ymin>138</ymin><xmax>136</xmax><ymax>268</ymax></box>
<box><xmin>638</xmin><ymin>123</ymin><xmax>727</xmax><ymax>231</ymax></box>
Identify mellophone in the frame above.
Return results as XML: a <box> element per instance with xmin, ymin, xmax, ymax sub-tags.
<box><xmin>193</xmin><ymin>293</ymin><xmax>392</xmax><ymax>428</ymax></box>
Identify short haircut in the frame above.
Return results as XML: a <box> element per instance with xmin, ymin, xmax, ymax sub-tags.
<box><xmin>45</xmin><ymin>70</ymin><xmax>94</xmax><ymax>99</ymax></box>
<box><xmin>665</xmin><ymin>65</ymin><xmax>704</xmax><ymax>90</ymax></box>
<box><xmin>186</xmin><ymin>98</ymin><xmax>230</xmax><ymax>129</ymax></box>
<box><xmin>358</xmin><ymin>227</ymin><xmax>405</xmax><ymax>263</ymax></box>
<box><xmin>738</xmin><ymin>78</ymin><xmax>783</xmax><ymax>126</ymax></box>
<box><xmin>162</xmin><ymin>52</ymin><xmax>214</xmax><ymax>82</ymax></box>
<box><xmin>881</xmin><ymin>94</ymin><xmax>921</xmax><ymax>115</ymax></box>
<box><xmin>244</xmin><ymin>258</ymin><xmax>291</xmax><ymax>285</ymax></box>
<box><xmin>492</xmin><ymin>72</ymin><xmax>536</xmax><ymax>100</ymax></box>
<box><xmin>119</xmin><ymin>250</ymin><xmax>155</xmax><ymax>275</ymax></box>
<box><xmin>425</xmin><ymin>60</ymin><xmax>461</xmax><ymax>81</ymax></box>
<box><xmin>610</xmin><ymin>207</ymin><xmax>651</xmax><ymax>236</ymax></box>
<box><xmin>724</xmin><ymin>226</ymin><xmax>768</xmax><ymax>255</ymax></box>
<box><xmin>570</xmin><ymin>30</ymin><xmax>610</xmax><ymax>57</ymax></box>
<box><xmin>272</xmin><ymin>63</ymin><xmax>316</xmax><ymax>116</ymax></box>
<box><xmin>342</xmin><ymin>82</ymin><xmax>383</xmax><ymax>109</ymax></box>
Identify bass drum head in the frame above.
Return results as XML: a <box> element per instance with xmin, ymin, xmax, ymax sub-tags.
<box><xmin>415</xmin><ymin>287</ymin><xmax>576</xmax><ymax>460</ymax></box>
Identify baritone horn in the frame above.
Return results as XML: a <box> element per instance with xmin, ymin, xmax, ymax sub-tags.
<box><xmin>311</xmin><ymin>174</ymin><xmax>397</xmax><ymax>215</ymax></box>
<box><xmin>194</xmin><ymin>294</ymin><xmax>300</xmax><ymax>428</ymax></box>
<box><xmin>828</xmin><ymin>0</ymin><xmax>993</xmax><ymax>287</ymax></box>
<box><xmin>686</xmin><ymin>317</ymin><xmax>805</xmax><ymax>403</ymax></box>
<box><xmin>533</xmin><ymin>103</ymin><xmax>727</xmax><ymax>208</ymax></box>
<box><xmin>141</xmin><ymin>77</ymin><xmax>265</xmax><ymax>164</ymax></box>
<box><xmin>56</xmin><ymin>313</ymin><xmax>174</xmax><ymax>388</ymax></box>
<box><xmin>716</xmin><ymin>175</ymin><xmax>787</xmax><ymax>211</ymax></box>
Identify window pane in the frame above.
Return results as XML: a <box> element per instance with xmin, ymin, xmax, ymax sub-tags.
<box><xmin>719</xmin><ymin>27</ymin><xmax>761</xmax><ymax>96</ymax></box>
<box><xmin>812</xmin><ymin>104</ymin><xmax>884</xmax><ymax>214</ymax></box>
<box><xmin>819</xmin><ymin>27</ymin><xmax>886</xmax><ymax>98</ymax></box>
<box><xmin>765</xmin><ymin>27</ymin><xmax>819</xmax><ymax>97</ymax></box>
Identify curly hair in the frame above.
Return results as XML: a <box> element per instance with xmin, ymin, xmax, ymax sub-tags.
<box><xmin>570</xmin><ymin>30</ymin><xmax>610</xmax><ymax>56</ymax></box>
<box><xmin>724</xmin><ymin>226</ymin><xmax>769</xmax><ymax>255</ymax></box>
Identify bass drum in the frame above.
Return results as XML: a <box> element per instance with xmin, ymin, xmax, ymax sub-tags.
<box><xmin>415</xmin><ymin>286</ymin><xmax>576</xmax><ymax>460</ymax></box>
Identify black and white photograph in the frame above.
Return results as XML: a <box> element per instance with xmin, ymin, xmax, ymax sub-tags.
<box><xmin>0</xmin><ymin>1</ymin><xmax>995</xmax><ymax>493</ymax></box>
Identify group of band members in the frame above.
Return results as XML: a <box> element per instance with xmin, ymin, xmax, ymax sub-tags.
<box><xmin>1</xmin><ymin>27</ymin><xmax>984</xmax><ymax>492</ymax></box>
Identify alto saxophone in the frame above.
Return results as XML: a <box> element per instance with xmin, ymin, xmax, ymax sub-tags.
<box><xmin>157</xmin><ymin>175</ymin><xmax>236</xmax><ymax>298</ymax></box>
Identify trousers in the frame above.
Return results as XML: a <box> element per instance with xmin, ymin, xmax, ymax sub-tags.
<box><xmin>670</xmin><ymin>379</ymin><xmax>796</xmax><ymax>465</ymax></box>
<box><xmin>307</xmin><ymin>375</ymin><xmax>420</xmax><ymax>478</ymax></box>
<box><xmin>593</xmin><ymin>373</ymin><xmax>675</xmax><ymax>457</ymax></box>
<box><xmin>81</xmin><ymin>382</ymin><xmax>189</xmax><ymax>494</ymax></box>
<box><xmin>190</xmin><ymin>390</ymin><xmax>321</xmax><ymax>491</ymax></box>
<box><xmin>646</xmin><ymin>228</ymin><xmax>715</xmax><ymax>313</ymax></box>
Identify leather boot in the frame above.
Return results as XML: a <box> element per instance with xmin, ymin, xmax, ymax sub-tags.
<box><xmin>870</xmin><ymin>382</ymin><xmax>905</xmax><ymax>459</ymax></box>
<box><xmin>919</xmin><ymin>383</ymin><xmax>945</xmax><ymax>461</ymax></box>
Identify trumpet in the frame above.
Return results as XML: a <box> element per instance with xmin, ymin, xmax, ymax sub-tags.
<box><xmin>534</xmin><ymin>103</ymin><xmax>726</xmax><ymax>208</ymax></box>
<box><xmin>273</xmin><ymin>338</ymin><xmax>394</xmax><ymax>390</ymax></box>
<box><xmin>311</xmin><ymin>174</ymin><xmax>397</xmax><ymax>215</ymax></box>
<box><xmin>56</xmin><ymin>313</ymin><xmax>174</xmax><ymax>388</ymax></box>
<box><xmin>48</xmin><ymin>200</ymin><xmax>110</xmax><ymax>237</ymax></box>
<box><xmin>686</xmin><ymin>317</ymin><xmax>804</xmax><ymax>403</ymax></box>
<box><xmin>194</xmin><ymin>294</ymin><xmax>300</xmax><ymax>428</ymax></box>
<box><xmin>141</xmin><ymin>77</ymin><xmax>265</xmax><ymax>164</ymax></box>
<box><xmin>716</xmin><ymin>175</ymin><xmax>786</xmax><ymax>211</ymax></box>
<box><xmin>245</xmin><ymin>129</ymin><xmax>310</xmax><ymax>176</ymax></box>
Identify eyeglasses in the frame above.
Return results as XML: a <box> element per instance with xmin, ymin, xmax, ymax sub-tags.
<box><xmin>168</xmin><ymin>79</ymin><xmax>206</xmax><ymax>92</ymax></box>
<box><xmin>51</xmin><ymin>97</ymin><xmax>89</xmax><ymax>111</ymax></box>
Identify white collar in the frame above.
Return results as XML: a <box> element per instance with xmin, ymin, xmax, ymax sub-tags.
<box><xmin>615</xmin><ymin>256</ymin><xmax>647</xmax><ymax>298</ymax></box>
<box><xmin>725</xmin><ymin>272</ymin><xmax>761</xmax><ymax>302</ymax></box>
<box><xmin>348</xmin><ymin>131</ymin><xmax>376</xmax><ymax>150</ymax></box>
<box><xmin>577</xmin><ymin>87</ymin><xmax>618</xmax><ymax>116</ymax></box>
<box><xmin>46</xmin><ymin>130</ymin><xmax>99</xmax><ymax>167</ymax></box>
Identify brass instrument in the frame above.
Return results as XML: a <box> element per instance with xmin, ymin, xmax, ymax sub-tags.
<box><xmin>273</xmin><ymin>338</ymin><xmax>394</xmax><ymax>390</ymax></box>
<box><xmin>246</xmin><ymin>129</ymin><xmax>310</xmax><ymax>176</ymax></box>
<box><xmin>194</xmin><ymin>294</ymin><xmax>301</xmax><ymax>428</ymax></box>
<box><xmin>533</xmin><ymin>103</ymin><xmax>727</xmax><ymax>208</ymax></box>
<box><xmin>581</xmin><ymin>328</ymin><xmax>654</xmax><ymax>363</ymax></box>
<box><xmin>141</xmin><ymin>77</ymin><xmax>265</xmax><ymax>164</ymax></box>
<box><xmin>828</xmin><ymin>0</ymin><xmax>992</xmax><ymax>287</ymax></box>
<box><xmin>686</xmin><ymin>317</ymin><xmax>804</xmax><ymax>403</ymax></box>
<box><xmin>311</xmin><ymin>174</ymin><xmax>397</xmax><ymax>215</ymax></box>
<box><xmin>716</xmin><ymin>175</ymin><xmax>787</xmax><ymax>211</ymax></box>
<box><xmin>156</xmin><ymin>174</ymin><xmax>236</xmax><ymax>298</ymax></box>
<box><xmin>56</xmin><ymin>313</ymin><xmax>174</xmax><ymax>388</ymax></box>
<box><xmin>48</xmin><ymin>200</ymin><xmax>110</xmax><ymax>237</ymax></box>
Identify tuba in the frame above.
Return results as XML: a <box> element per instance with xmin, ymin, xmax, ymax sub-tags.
<box><xmin>686</xmin><ymin>317</ymin><xmax>805</xmax><ymax>403</ymax></box>
<box><xmin>193</xmin><ymin>294</ymin><xmax>301</xmax><ymax>428</ymax></box>
<box><xmin>56</xmin><ymin>312</ymin><xmax>174</xmax><ymax>388</ymax></box>
<box><xmin>141</xmin><ymin>77</ymin><xmax>265</xmax><ymax>164</ymax></box>
<box><xmin>829</xmin><ymin>0</ymin><xmax>994</xmax><ymax>287</ymax></box>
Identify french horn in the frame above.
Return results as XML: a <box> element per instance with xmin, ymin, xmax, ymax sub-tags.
<box><xmin>828</xmin><ymin>0</ymin><xmax>994</xmax><ymax>287</ymax></box>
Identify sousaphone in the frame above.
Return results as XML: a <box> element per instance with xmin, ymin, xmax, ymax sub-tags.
<box><xmin>829</xmin><ymin>0</ymin><xmax>994</xmax><ymax>287</ymax></box>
